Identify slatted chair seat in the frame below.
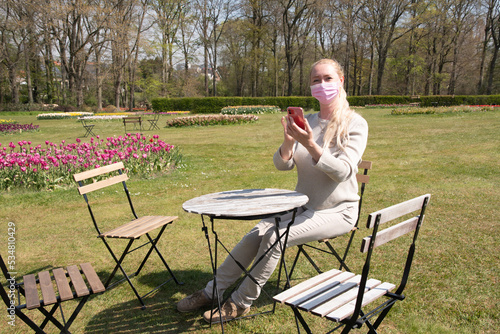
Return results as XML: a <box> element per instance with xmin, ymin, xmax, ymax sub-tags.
<box><xmin>73</xmin><ymin>161</ymin><xmax>182</xmax><ymax>309</ymax></box>
<box><xmin>1</xmin><ymin>256</ymin><xmax>105</xmax><ymax>333</ymax></box>
<box><xmin>275</xmin><ymin>268</ymin><xmax>396</xmax><ymax>321</ymax></box>
<box><xmin>101</xmin><ymin>215</ymin><xmax>177</xmax><ymax>239</ymax></box>
<box><xmin>274</xmin><ymin>194</ymin><xmax>431</xmax><ymax>334</ymax></box>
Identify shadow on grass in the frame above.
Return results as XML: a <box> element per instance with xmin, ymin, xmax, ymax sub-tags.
<box><xmin>85</xmin><ymin>270</ymin><xmax>286</xmax><ymax>333</ymax></box>
<box><xmin>85</xmin><ymin>269</ymin><xmax>212</xmax><ymax>333</ymax></box>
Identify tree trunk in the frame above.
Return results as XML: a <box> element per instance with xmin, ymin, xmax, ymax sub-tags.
<box><xmin>8</xmin><ymin>65</ymin><xmax>19</xmax><ymax>104</ymax></box>
<box><xmin>24</xmin><ymin>41</ymin><xmax>33</xmax><ymax>104</ymax></box>
<box><xmin>448</xmin><ymin>45</ymin><xmax>458</xmax><ymax>95</ymax></box>
<box><xmin>477</xmin><ymin>30</ymin><xmax>489</xmax><ymax>94</ymax></box>
<box><xmin>486</xmin><ymin>46</ymin><xmax>499</xmax><ymax>95</ymax></box>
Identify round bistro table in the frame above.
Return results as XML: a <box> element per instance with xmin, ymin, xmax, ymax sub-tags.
<box><xmin>183</xmin><ymin>188</ymin><xmax>309</xmax><ymax>330</ymax></box>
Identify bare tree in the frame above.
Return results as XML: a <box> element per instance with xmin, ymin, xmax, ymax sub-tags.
<box><xmin>241</xmin><ymin>0</ymin><xmax>270</xmax><ymax>96</ymax></box>
<box><xmin>477</xmin><ymin>0</ymin><xmax>495</xmax><ymax>94</ymax></box>
<box><xmin>49</xmin><ymin>0</ymin><xmax>109</xmax><ymax>106</ymax></box>
<box><xmin>0</xmin><ymin>0</ymin><xmax>28</xmax><ymax>104</ymax></box>
<box><xmin>177</xmin><ymin>4</ymin><xmax>198</xmax><ymax>93</ymax></box>
<box><xmin>151</xmin><ymin>0</ymin><xmax>185</xmax><ymax>96</ymax></box>
<box><xmin>360</xmin><ymin>0</ymin><xmax>411</xmax><ymax>95</ymax></box>
<box><xmin>447</xmin><ymin>0</ymin><xmax>477</xmax><ymax>95</ymax></box>
<box><xmin>485</xmin><ymin>0</ymin><xmax>500</xmax><ymax>94</ymax></box>
<box><xmin>195</xmin><ymin>0</ymin><xmax>236</xmax><ymax>96</ymax></box>
<box><xmin>279</xmin><ymin>0</ymin><xmax>315</xmax><ymax>96</ymax></box>
<box><xmin>108</xmin><ymin>0</ymin><xmax>150</xmax><ymax>109</ymax></box>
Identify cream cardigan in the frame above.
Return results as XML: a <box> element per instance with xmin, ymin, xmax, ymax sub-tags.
<box><xmin>273</xmin><ymin>112</ymin><xmax>368</xmax><ymax>211</ymax></box>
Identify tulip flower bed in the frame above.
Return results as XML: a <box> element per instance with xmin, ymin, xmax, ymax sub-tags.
<box><xmin>220</xmin><ymin>105</ymin><xmax>280</xmax><ymax>115</ymax></box>
<box><xmin>391</xmin><ymin>105</ymin><xmax>497</xmax><ymax>115</ymax></box>
<box><xmin>79</xmin><ymin>115</ymin><xmax>127</xmax><ymax>121</ymax></box>
<box><xmin>0</xmin><ymin>121</ymin><xmax>39</xmax><ymax>134</ymax></box>
<box><xmin>140</xmin><ymin>111</ymin><xmax>190</xmax><ymax>115</ymax></box>
<box><xmin>165</xmin><ymin>114</ymin><xmax>258</xmax><ymax>127</ymax></box>
<box><xmin>37</xmin><ymin>112</ymin><xmax>94</xmax><ymax>120</ymax></box>
<box><xmin>0</xmin><ymin>133</ymin><xmax>182</xmax><ymax>191</ymax></box>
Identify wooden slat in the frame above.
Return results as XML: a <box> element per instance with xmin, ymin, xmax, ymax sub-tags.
<box><xmin>366</xmin><ymin>194</ymin><xmax>430</xmax><ymax>228</ymax></box>
<box><xmin>274</xmin><ymin>269</ymin><xmax>342</xmax><ymax>304</ymax></box>
<box><xmin>361</xmin><ymin>216</ymin><xmax>421</xmax><ymax>253</ymax></box>
<box><xmin>297</xmin><ymin>274</ymin><xmax>359</xmax><ymax>312</ymax></box>
<box><xmin>77</xmin><ymin>173</ymin><xmax>129</xmax><ymax>195</ymax></box>
<box><xmin>102</xmin><ymin>216</ymin><xmax>165</xmax><ymax>238</ymax></box>
<box><xmin>73</xmin><ymin>161</ymin><xmax>124</xmax><ymax>182</ymax></box>
<box><xmin>356</xmin><ymin>174</ymin><xmax>370</xmax><ymax>184</ymax></box>
<box><xmin>53</xmin><ymin>268</ymin><xmax>73</xmax><ymax>302</ymax></box>
<box><xmin>67</xmin><ymin>265</ymin><xmax>89</xmax><ymax>298</ymax></box>
<box><xmin>80</xmin><ymin>263</ymin><xmax>105</xmax><ymax>293</ymax></box>
<box><xmin>23</xmin><ymin>274</ymin><xmax>40</xmax><ymax>309</ymax></box>
<box><xmin>38</xmin><ymin>271</ymin><xmax>57</xmax><ymax>306</ymax></box>
<box><xmin>325</xmin><ymin>281</ymin><xmax>396</xmax><ymax>322</ymax></box>
<box><xmin>102</xmin><ymin>215</ymin><xmax>177</xmax><ymax>239</ymax></box>
<box><xmin>310</xmin><ymin>278</ymin><xmax>381</xmax><ymax>318</ymax></box>
<box><xmin>121</xmin><ymin>216</ymin><xmax>176</xmax><ymax>237</ymax></box>
<box><xmin>307</xmin><ymin>275</ymin><xmax>362</xmax><ymax>316</ymax></box>
<box><xmin>287</xmin><ymin>272</ymin><xmax>356</xmax><ymax>308</ymax></box>
<box><xmin>358</xmin><ymin>160</ymin><xmax>372</xmax><ymax>170</ymax></box>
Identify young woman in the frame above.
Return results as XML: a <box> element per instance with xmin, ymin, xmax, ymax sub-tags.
<box><xmin>177</xmin><ymin>58</ymin><xmax>369</xmax><ymax>323</ymax></box>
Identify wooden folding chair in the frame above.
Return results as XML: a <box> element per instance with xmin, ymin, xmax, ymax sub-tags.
<box><xmin>274</xmin><ymin>194</ymin><xmax>430</xmax><ymax>334</ymax></box>
<box><xmin>1</xmin><ymin>254</ymin><xmax>105</xmax><ymax>333</ymax></box>
<box><xmin>73</xmin><ymin>161</ymin><xmax>182</xmax><ymax>309</ymax></box>
<box><xmin>147</xmin><ymin>113</ymin><xmax>160</xmax><ymax>131</ymax></box>
<box><xmin>288</xmin><ymin>160</ymin><xmax>372</xmax><ymax>279</ymax></box>
<box><xmin>79</xmin><ymin>118</ymin><xmax>95</xmax><ymax>138</ymax></box>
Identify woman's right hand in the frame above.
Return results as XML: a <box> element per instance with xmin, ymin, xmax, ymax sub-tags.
<box><xmin>281</xmin><ymin>116</ymin><xmax>295</xmax><ymax>143</ymax></box>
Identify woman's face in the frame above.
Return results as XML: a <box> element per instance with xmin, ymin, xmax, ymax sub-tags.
<box><xmin>310</xmin><ymin>63</ymin><xmax>344</xmax><ymax>86</ymax></box>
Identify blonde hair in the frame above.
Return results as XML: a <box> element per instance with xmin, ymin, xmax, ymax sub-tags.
<box><xmin>310</xmin><ymin>59</ymin><xmax>354</xmax><ymax>150</ymax></box>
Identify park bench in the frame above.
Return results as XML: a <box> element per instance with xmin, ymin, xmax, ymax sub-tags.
<box><xmin>410</xmin><ymin>95</ymin><xmax>421</xmax><ymax>107</ymax></box>
<box><xmin>123</xmin><ymin>116</ymin><xmax>142</xmax><ymax>132</ymax></box>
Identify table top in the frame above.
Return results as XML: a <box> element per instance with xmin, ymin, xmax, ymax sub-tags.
<box><xmin>182</xmin><ymin>188</ymin><xmax>309</xmax><ymax>220</ymax></box>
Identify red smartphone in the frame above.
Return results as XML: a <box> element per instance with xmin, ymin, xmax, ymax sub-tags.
<box><xmin>287</xmin><ymin>107</ymin><xmax>305</xmax><ymax>129</ymax></box>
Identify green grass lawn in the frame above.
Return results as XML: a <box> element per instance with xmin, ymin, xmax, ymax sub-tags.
<box><xmin>0</xmin><ymin>109</ymin><xmax>498</xmax><ymax>333</ymax></box>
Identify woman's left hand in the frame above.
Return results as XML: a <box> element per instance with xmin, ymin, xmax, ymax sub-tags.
<box><xmin>287</xmin><ymin>116</ymin><xmax>313</xmax><ymax>146</ymax></box>
<box><xmin>287</xmin><ymin>116</ymin><xmax>323</xmax><ymax>163</ymax></box>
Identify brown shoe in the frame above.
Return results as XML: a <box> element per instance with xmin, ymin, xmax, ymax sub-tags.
<box><xmin>177</xmin><ymin>289</ymin><xmax>212</xmax><ymax>313</ymax></box>
<box><xmin>203</xmin><ymin>298</ymin><xmax>250</xmax><ymax>324</ymax></box>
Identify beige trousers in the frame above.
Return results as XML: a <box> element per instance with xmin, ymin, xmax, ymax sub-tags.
<box><xmin>204</xmin><ymin>203</ymin><xmax>357</xmax><ymax>309</ymax></box>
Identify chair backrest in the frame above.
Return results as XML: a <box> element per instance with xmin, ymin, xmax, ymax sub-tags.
<box><xmin>344</xmin><ymin>194</ymin><xmax>430</xmax><ymax>324</ymax></box>
<box><xmin>73</xmin><ymin>162</ymin><xmax>137</xmax><ymax>235</ymax></box>
<box><xmin>358</xmin><ymin>194</ymin><xmax>430</xmax><ymax>302</ymax></box>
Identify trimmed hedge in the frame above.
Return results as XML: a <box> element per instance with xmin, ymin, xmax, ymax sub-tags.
<box><xmin>419</xmin><ymin>95</ymin><xmax>500</xmax><ymax>107</ymax></box>
<box><xmin>152</xmin><ymin>96</ymin><xmax>319</xmax><ymax>113</ymax></box>
<box><xmin>152</xmin><ymin>95</ymin><xmax>500</xmax><ymax>114</ymax></box>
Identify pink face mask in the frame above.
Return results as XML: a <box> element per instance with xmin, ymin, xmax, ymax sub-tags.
<box><xmin>310</xmin><ymin>82</ymin><xmax>340</xmax><ymax>105</ymax></box>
